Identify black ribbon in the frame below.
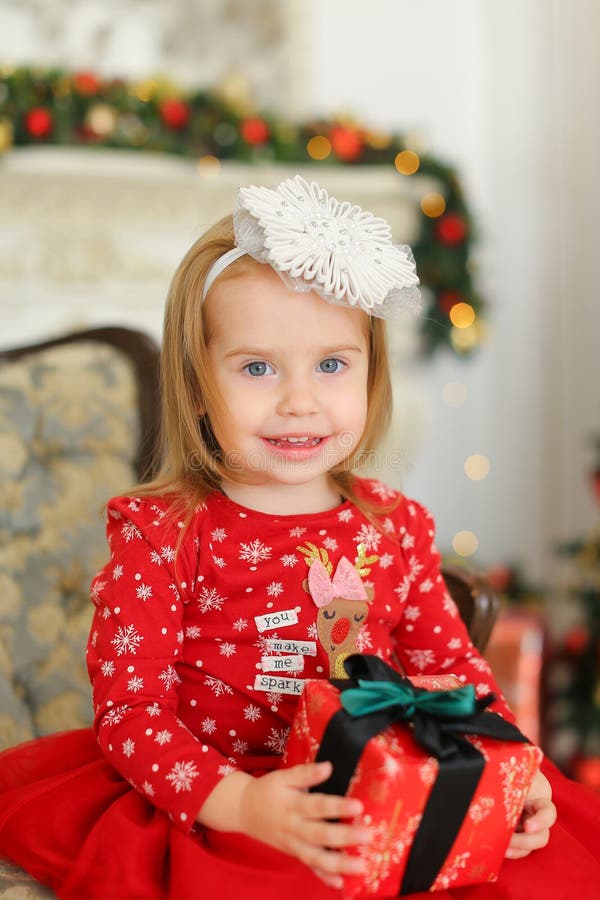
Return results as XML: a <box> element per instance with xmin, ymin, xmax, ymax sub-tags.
<box><xmin>310</xmin><ymin>654</ymin><xmax>529</xmax><ymax>895</ymax></box>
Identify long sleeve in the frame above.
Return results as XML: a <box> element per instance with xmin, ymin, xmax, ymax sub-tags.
<box><xmin>390</xmin><ymin>498</ymin><xmax>514</xmax><ymax>722</ymax></box>
<box><xmin>86</xmin><ymin>496</ymin><xmax>230</xmax><ymax>833</ymax></box>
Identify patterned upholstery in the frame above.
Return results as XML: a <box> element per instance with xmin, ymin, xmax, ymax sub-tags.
<box><xmin>0</xmin><ymin>327</ymin><xmax>159</xmax><ymax>897</ymax></box>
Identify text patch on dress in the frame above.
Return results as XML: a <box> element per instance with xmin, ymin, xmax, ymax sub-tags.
<box><xmin>254</xmin><ymin>674</ymin><xmax>305</xmax><ymax>696</ymax></box>
<box><xmin>254</xmin><ymin>609</ymin><xmax>299</xmax><ymax>632</ymax></box>
<box><xmin>264</xmin><ymin>638</ymin><xmax>317</xmax><ymax>656</ymax></box>
<box><xmin>261</xmin><ymin>654</ymin><xmax>304</xmax><ymax>673</ymax></box>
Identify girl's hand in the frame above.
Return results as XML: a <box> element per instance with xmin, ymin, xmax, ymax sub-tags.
<box><xmin>505</xmin><ymin>769</ymin><xmax>557</xmax><ymax>859</ymax></box>
<box><xmin>238</xmin><ymin>761</ymin><xmax>371</xmax><ymax>889</ymax></box>
<box><xmin>199</xmin><ymin>760</ymin><xmax>370</xmax><ymax>889</ymax></box>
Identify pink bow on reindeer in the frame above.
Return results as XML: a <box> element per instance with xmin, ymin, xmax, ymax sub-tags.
<box><xmin>308</xmin><ymin>556</ymin><xmax>367</xmax><ymax>607</ymax></box>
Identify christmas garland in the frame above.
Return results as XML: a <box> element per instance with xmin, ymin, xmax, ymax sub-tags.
<box><xmin>0</xmin><ymin>65</ymin><xmax>485</xmax><ymax>357</ymax></box>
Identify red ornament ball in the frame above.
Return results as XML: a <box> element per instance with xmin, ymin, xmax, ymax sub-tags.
<box><xmin>159</xmin><ymin>99</ymin><xmax>191</xmax><ymax>131</ymax></box>
<box><xmin>73</xmin><ymin>71</ymin><xmax>101</xmax><ymax>96</ymax></box>
<box><xmin>438</xmin><ymin>290</ymin><xmax>463</xmax><ymax>315</ymax></box>
<box><xmin>240</xmin><ymin>117</ymin><xmax>270</xmax><ymax>145</ymax></box>
<box><xmin>484</xmin><ymin>564</ymin><xmax>513</xmax><ymax>593</ymax></box>
<box><xmin>24</xmin><ymin>107</ymin><xmax>53</xmax><ymax>139</ymax></box>
<box><xmin>564</xmin><ymin>625</ymin><xmax>589</xmax><ymax>656</ymax></box>
<box><xmin>329</xmin><ymin>125</ymin><xmax>363</xmax><ymax>162</ymax></box>
<box><xmin>435</xmin><ymin>213</ymin><xmax>468</xmax><ymax>245</ymax></box>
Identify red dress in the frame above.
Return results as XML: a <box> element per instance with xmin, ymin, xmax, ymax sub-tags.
<box><xmin>1</xmin><ymin>479</ymin><xmax>599</xmax><ymax>899</ymax></box>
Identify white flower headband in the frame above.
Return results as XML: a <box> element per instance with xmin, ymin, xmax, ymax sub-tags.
<box><xmin>201</xmin><ymin>174</ymin><xmax>421</xmax><ymax>318</ymax></box>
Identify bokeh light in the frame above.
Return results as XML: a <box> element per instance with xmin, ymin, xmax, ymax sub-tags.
<box><xmin>307</xmin><ymin>135</ymin><xmax>331</xmax><ymax>160</ymax></box>
<box><xmin>420</xmin><ymin>192</ymin><xmax>446</xmax><ymax>218</ymax></box>
<box><xmin>197</xmin><ymin>155</ymin><xmax>221</xmax><ymax>178</ymax></box>
<box><xmin>452</xmin><ymin>531</ymin><xmax>479</xmax><ymax>557</ymax></box>
<box><xmin>465</xmin><ymin>454</ymin><xmax>491</xmax><ymax>481</ymax></box>
<box><xmin>449</xmin><ymin>302</ymin><xmax>476</xmax><ymax>328</ymax></box>
<box><xmin>394</xmin><ymin>150</ymin><xmax>420</xmax><ymax>175</ymax></box>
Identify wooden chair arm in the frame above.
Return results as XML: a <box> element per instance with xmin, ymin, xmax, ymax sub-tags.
<box><xmin>441</xmin><ymin>564</ymin><xmax>500</xmax><ymax>653</ymax></box>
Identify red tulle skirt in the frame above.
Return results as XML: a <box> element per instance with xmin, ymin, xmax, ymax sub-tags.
<box><xmin>1</xmin><ymin>729</ymin><xmax>599</xmax><ymax>900</ymax></box>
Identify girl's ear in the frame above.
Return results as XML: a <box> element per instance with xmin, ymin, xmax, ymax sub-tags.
<box><xmin>365</xmin><ymin>585</ymin><xmax>375</xmax><ymax>603</ymax></box>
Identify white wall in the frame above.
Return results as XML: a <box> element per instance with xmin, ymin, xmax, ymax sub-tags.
<box><xmin>308</xmin><ymin>0</ymin><xmax>599</xmax><ymax>579</ymax></box>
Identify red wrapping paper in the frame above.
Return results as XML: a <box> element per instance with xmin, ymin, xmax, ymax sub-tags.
<box><xmin>284</xmin><ymin>675</ymin><xmax>543</xmax><ymax>897</ymax></box>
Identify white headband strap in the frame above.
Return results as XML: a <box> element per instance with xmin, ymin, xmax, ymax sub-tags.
<box><xmin>202</xmin><ymin>246</ymin><xmax>247</xmax><ymax>301</ymax></box>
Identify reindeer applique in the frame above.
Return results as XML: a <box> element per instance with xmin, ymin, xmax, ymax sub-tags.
<box><xmin>298</xmin><ymin>543</ymin><xmax>377</xmax><ymax>678</ymax></box>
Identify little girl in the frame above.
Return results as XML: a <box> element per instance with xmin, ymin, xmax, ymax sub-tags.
<box><xmin>0</xmin><ymin>175</ymin><xmax>598</xmax><ymax>899</ymax></box>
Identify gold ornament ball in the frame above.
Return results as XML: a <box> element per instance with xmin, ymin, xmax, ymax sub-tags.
<box><xmin>86</xmin><ymin>104</ymin><xmax>118</xmax><ymax>137</ymax></box>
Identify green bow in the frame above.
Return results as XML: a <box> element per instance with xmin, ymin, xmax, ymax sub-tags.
<box><xmin>340</xmin><ymin>678</ymin><xmax>477</xmax><ymax>719</ymax></box>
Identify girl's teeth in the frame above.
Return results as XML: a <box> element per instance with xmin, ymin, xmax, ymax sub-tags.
<box><xmin>267</xmin><ymin>436</ymin><xmax>321</xmax><ymax>447</ymax></box>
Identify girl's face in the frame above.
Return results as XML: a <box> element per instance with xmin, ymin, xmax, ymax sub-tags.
<box><xmin>204</xmin><ymin>263</ymin><xmax>369</xmax><ymax>511</ymax></box>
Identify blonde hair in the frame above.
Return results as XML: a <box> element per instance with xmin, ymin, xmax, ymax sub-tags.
<box><xmin>137</xmin><ymin>214</ymin><xmax>397</xmax><ymax>521</ymax></box>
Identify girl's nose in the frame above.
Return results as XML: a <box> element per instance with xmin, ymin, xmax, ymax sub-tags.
<box><xmin>276</xmin><ymin>376</ymin><xmax>319</xmax><ymax>417</ymax></box>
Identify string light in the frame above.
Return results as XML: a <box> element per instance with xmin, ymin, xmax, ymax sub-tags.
<box><xmin>442</xmin><ymin>382</ymin><xmax>467</xmax><ymax>407</ymax></box>
<box><xmin>420</xmin><ymin>192</ymin><xmax>446</xmax><ymax>218</ymax></box>
<box><xmin>452</xmin><ymin>531</ymin><xmax>478</xmax><ymax>557</ymax></box>
<box><xmin>306</xmin><ymin>135</ymin><xmax>331</xmax><ymax>160</ymax></box>
<box><xmin>450</xmin><ymin>323</ymin><xmax>479</xmax><ymax>353</ymax></box>
<box><xmin>449</xmin><ymin>302</ymin><xmax>475</xmax><ymax>329</ymax></box>
<box><xmin>465</xmin><ymin>454</ymin><xmax>491</xmax><ymax>481</ymax></box>
<box><xmin>394</xmin><ymin>150</ymin><xmax>420</xmax><ymax>175</ymax></box>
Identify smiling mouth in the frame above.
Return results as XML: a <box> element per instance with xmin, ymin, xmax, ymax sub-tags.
<box><xmin>264</xmin><ymin>435</ymin><xmax>324</xmax><ymax>448</ymax></box>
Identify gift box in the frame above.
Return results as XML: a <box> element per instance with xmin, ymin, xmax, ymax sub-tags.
<box><xmin>284</xmin><ymin>655</ymin><xmax>542</xmax><ymax>897</ymax></box>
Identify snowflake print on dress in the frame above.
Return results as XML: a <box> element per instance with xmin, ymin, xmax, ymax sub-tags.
<box><xmin>145</xmin><ymin>702</ymin><xmax>161</xmax><ymax>717</ymax></box>
<box><xmin>212</xmin><ymin>556</ymin><xmax>226</xmax><ymax>569</ymax></box>
<box><xmin>379</xmin><ymin>552</ymin><xmax>394</xmax><ymax>569</ymax></box>
<box><xmin>201</xmin><ymin>717</ymin><xmax>217</xmax><ymax>734</ymax></box>
<box><xmin>243</xmin><ymin>704</ymin><xmax>262</xmax><ymax>722</ymax></box>
<box><xmin>111</xmin><ymin>624</ymin><xmax>143</xmax><ymax>656</ymax></box>
<box><xmin>266</xmin><ymin>581</ymin><xmax>283</xmax><ymax>597</ymax></box>
<box><xmin>265</xmin><ymin>727</ymin><xmax>290</xmax><ymax>754</ymax></box>
<box><xmin>122</xmin><ymin>738</ymin><xmax>135</xmax><ymax>758</ymax></box>
<box><xmin>102</xmin><ymin>705</ymin><xmax>130</xmax><ymax>727</ymax></box>
<box><xmin>121</xmin><ymin>522</ymin><xmax>142</xmax><ymax>542</ymax></box>
<box><xmin>218</xmin><ymin>641</ymin><xmax>236</xmax><ymax>658</ymax></box>
<box><xmin>289</xmin><ymin>526</ymin><xmax>306</xmax><ymax>539</ymax></box>
<box><xmin>204</xmin><ymin>676</ymin><xmax>233</xmax><ymax>697</ymax></box>
<box><xmin>403</xmin><ymin>605</ymin><xmax>421</xmax><ymax>622</ymax></box>
<box><xmin>165</xmin><ymin>760</ymin><xmax>199</xmax><ymax>793</ymax></box>
<box><xmin>232</xmin><ymin>618</ymin><xmax>248</xmax><ymax>632</ymax></box>
<box><xmin>239</xmin><ymin>539</ymin><xmax>272</xmax><ymax>564</ymax></box>
<box><xmin>323</xmin><ymin>536</ymin><xmax>338</xmax><ymax>552</ymax></box>
<box><xmin>354</xmin><ymin>523</ymin><xmax>382</xmax><ymax>552</ymax></box>
<box><xmin>136</xmin><ymin>583</ymin><xmax>153</xmax><ymax>601</ymax></box>
<box><xmin>185</xmin><ymin>625</ymin><xmax>201</xmax><ymax>639</ymax></box>
<box><xmin>211</xmin><ymin>527</ymin><xmax>227</xmax><ymax>542</ymax></box>
<box><xmin>198</xmin><ymin>586</ymin><xmax>226</xmax><ymax>613</ymax></box>
<box><xmin>400</xmin><ymin>531</ymin><xmax>416</xmax><ymax>550</ymax></box>
<box><xmin>355</xmin><ymin>625</ymin><xmax>373</xmax><ymax>652</ymax></box>
<box><xmin>154</xmin><ymin>729</ymin><xmax>173</xmax><ymax>746</ymax></box>
<box><xmin>142</xmin><ymin>780</ymin><xmax>155</xmax><ymax>797</ymax></box>
<box><xmin>280</xmin><ymin>553</ymin><xmax>299</xmax><ymax>567</ymax></box>
<box><xmin>91</xmin><ymin>581</ymin><xmax>105</xmax><ymax>603</ymax></box>
<box><xmin>443</xmin><ymin>593</ymin><xmax>460</xmax><ymax>618</ymax></box>
<box><xmin>158</xmin><ymin>665</ymin><xmax>181</xmax><ymax>690</ymax></box>
<box><xmin>149</xmin><ymin>550</ymin><xmax>162</xmax><ymax>566</ymax></box>
<box><xmin>161</xmin><ymin>545</ymin><xmax>176</xmax><ymax>562</ymax></box>
<box><xmin>419</xmin><ymin>578</ymin><xmax>434</xmax><ymax>593</ymax></box>
<box><xmin>127</xmin><ymin>675</ymin><xmax>144</xmax><ymax>693</ymax></box>
<box><xmin>101</xmin><ymin>660</ymin><xmax>116</xmax><ymax>677</ymax></box>
<box><xmin>337</xmin><ymin>508</ymin><xmax>353</xmax><ymax>522</ymax></box>
<box><xmin>406</xmin><ymin>648</ymin><xmax>436</xmax><ymax>671</ymax></box>
<box><xmin>232</xmin><ymin>739</ymin><xmax>249</xmax><ymax>755</ymax></box>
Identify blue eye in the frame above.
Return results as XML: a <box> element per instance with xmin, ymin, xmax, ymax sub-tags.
<box><xmin>245</xmin><ymin>361</ymin><xmax>273</xmax><ymax>377</ymax></box>
<box><xmin>318</xmin><ymin>358</ymin><xmax>345</xmax><ymax>374</ymax></box>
